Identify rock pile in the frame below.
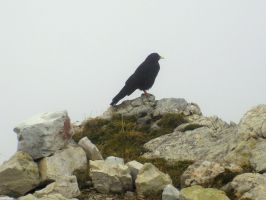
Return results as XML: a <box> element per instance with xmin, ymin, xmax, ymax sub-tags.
<box><xmin>1</xmin><ymin>95</ymin><xmax>266</xmax><ymax>200</ymax></box>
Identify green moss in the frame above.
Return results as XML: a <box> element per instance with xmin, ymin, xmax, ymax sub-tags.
<box><xmin>183</xmin><ymin>123</ymin><xmax>203</xmax><ymax>131</ymax></box>
<box><xmin>158</xmin><ymin>113</ymin><xmax>187</xmax><ymax>130</ymax></box>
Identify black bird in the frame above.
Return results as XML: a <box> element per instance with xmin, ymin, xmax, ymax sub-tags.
<box><xmin>110</xmin><ymin>53</ymin><xmax>163</xmax><ymax>106</ymax></box>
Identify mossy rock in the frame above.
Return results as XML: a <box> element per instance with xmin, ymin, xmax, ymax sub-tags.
<box><xmin>180</xmin><ymin>185</ymin><xmax>230</xmax><ymax>200</ymax></box>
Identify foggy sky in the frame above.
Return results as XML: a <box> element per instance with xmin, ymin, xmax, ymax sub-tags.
<box><xmin>0</xmin><ymin>0</ymin><xmax>266</xmax><ymax>163</ymax></box>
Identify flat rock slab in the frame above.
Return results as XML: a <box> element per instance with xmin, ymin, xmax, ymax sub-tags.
<box><xmin>14</xmin><ymin>111</ymin><xmax>73</xmax><ymax>159</ymax></box>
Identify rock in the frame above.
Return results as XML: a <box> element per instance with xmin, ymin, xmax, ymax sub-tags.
<box><xmin>126</xmin><ymin>160</ymin><xmax>143</xmax><ymax>182</ymax></box>
<box><xmin>0</xmin><ymin>197</ymin><xmax>15</xmax><ymax>200</ymax></box>
<box><xmin>78</xmin><ymin>137</ymin><xmax>103</xmax><ymax>160</ymax></box>
<box><xmin>0</xmin><ymin>151</ymin><xmax>40</xmax><ymax>197</ymax></box>
<box><xmin>181</xmin><ymin>161</ymin><xmax>225</xmax><ymax>187</ymax></box>
<box><xmin>179</xmin><ymin>185</ymin><xmax>230</xmax><ymax>200</ymax></box>
<box><xmin>143</xmin><ymin>125</ymin><xmax>238</xmax><ymax>163</ymax></box>
<box><xmin>153</xmin><ymin>98</ymin><xmax>201</xmax><ymax>117</ymax></box>
<box><xmin>89</xmin><ymin>160</ymin><xmax>133</xmax><ymax>193</ymax></box>
<box><xmin>38</xmin><ymin>145</ymin><xmax>87</xmax><ymax>181</ymax></box>
<box><xmin>102</xmin><ymin>94</ymin><xmax>156</xmax><ymax>119</ymax></box>
<box><xmin>14</xmin><ymin>111</ymin><xmax>73</xmax><ymax>159</ymax></box>
<box><xmin>135</xmin><ymin>163</ymin><xmax>172</xmax><ymax>197</ymax></box>
<box><xmin>250</xmin><ymin>138</ymin><xmax>266</xmax><ymax>173</ymax></box>
<box><xmin>238</xmin><ymin>104</ymin><xmax>266</xmax><ymax>139</ymax></box>
<box><xmin>230</xmin><ymin>173</ymin><xmax>266</xmax><ymax>200</ymax></box>
<box><xmin>18</xmin><ymin>193</ymin><xmax>78</xmax><ymax>200</ymax></box>
<box><xmin>162</xmin><ymin>184</ymin><xmax>180</xmax><ymax>200</ymax></box>
<box><xmin>34</xmin><ymin>176</ymin><xmax>80</xmax><ymax>199</ymax></box>
<box><xmin>105</xmin><ymin>156</ymin><xmax>124</xmax><ymax>165</ymax></box>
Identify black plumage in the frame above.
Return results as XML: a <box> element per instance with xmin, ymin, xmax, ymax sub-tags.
<box><xmin>110</xmin><ymin>53</ymin><xmax>163</xmax><ymax>106</ymax></box>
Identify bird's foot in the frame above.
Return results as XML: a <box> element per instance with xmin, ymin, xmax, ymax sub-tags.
<box><xmin>142</xmin><ymin>90</ymin><xmax>151</xmax><ymax>97</ymax></box>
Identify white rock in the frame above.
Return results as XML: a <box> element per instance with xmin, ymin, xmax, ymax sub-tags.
<box><xmin>0</xmin><ymin>151</ymin><xmax>40</xmax><ymax>197</ymax></box>
<box><xmin>135</xmin><ymin>163</ymin><xmax>172</xmax><ymax>197</ymax></box>
<box><xmin>78</xmin><ymin>137</ymin><xmax>103</xmax><ymax>160</ymax></box>
<box><xmin>126</xmin><ymin>160</ymin><xmax>143</xmax><ymax>182</ymax></box>
<box><xmin>162</xmin><ymin>184</ymin><xmax>180</xmax><ymax>200</ymax></box>
<box><xmin>90</xmin><ymin>160</ymin><xmax>132</xmax><ymax>193</ymax></box>
<box><xmin>0</xmin><ymin>197</ymin><xmax>15</xmax><ymax>200</ymax></box>
<box><xmin>38</xmin><ymin>145</ymin><xmax>87</xmax><ymax>181</ymax></box>
<box><xmin>105</xmin><ymin>156</ymin><xmax>124</xmax><ymax>165</ymax></box>
<box><xmin>14</xmin><ymin>111</ymin><xmax>73</xmax><ymax>159</ymax></box>
<box><xmin>34</xmin><ymin>176</ymin><xmax>80</xmax><ymax>199</ymax></box>
<box><xmin>18</xmin><ymin>193</ymin><xmax>78</xmax><ymax>200</ymax></box>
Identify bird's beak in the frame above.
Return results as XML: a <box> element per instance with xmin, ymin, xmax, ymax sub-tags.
<box><xmin>160</xmin><ymin>56</ymin><xmax>164</xmax><ymax>59</ymax></box>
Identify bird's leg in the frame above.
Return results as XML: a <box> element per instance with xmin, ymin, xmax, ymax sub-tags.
<box><xmin>143</xmin><ymin>90</ymin><xmax>149</xmax><ymax>97</ymax></box>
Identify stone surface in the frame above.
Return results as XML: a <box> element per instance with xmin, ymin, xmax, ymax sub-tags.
<box><xmin>162</xmin><ymin>184</ymin><xmax>180</xmax><ymax>200</ymax></box>
<box><xmin>143</xmin><ymin>124</ymin><xmax>238</xmax><ymax>163</ymax></box>
<box><xmin>18</xmin><ymin>193</ymin><xmax>78</xmax><ymax>200</ymax></box>
<box><xmin>126</xmin><ymin>160</ymin><xmax>143</xmax><ymax>182</ymax></box>
<box><xmin>14</xmin><ymin>111</ymin><xmax>73</xmax><ymax>159</ymax></box>
<box><xmin>102</xmin><ymin>94</ymin><xmax>156</xmax><ymax>119</ymax></box>
<box><xmin>181</xmin><ymin>161</ymin><xmax>225</xmax><ymax>187</ymax></box>
<box><xmin>179</xmin><ymin>185</ymin><xmax>230</xmax><ymax>200</ymax></box>
<box><xmin>0</xmin><ymin>151</ymin><xmax>40</xmax><ymax>197</ymax></box>
<box><xmin>78</xmin><ymin>137</ymin><xmax>103</xmax><ymax>160</ymax></box>
<box><xmin>89</xmin><ymin>160</ymin><xmax>132</xmax><ymax>194</ymax></box>
<box><xmin>135</xmin><ymin>163</ymin><xmax>172</xmax><ymax>197</ymax></box>
<box><xmin>105</xmin><ymin>156</ymin><xmax>124</xmax><ymax>165</ymax></box>
<box><xmin>238</xmin><ymin>104</ymin><xmax>266</xmax><ymax>139</ymax></box>
<box><xmin>231</xmin><ymin>173</ymin><xmax>266</xmax><ymax>200</ymax></box>
<box><xmin>34</xmin><ymin>176</ymin><xmax>80</xmax><ymax>199</ymax></box>
<box><xmin>0</xmin><ymin>197</ymin><xmax>15</xmax><ymax>200</ymax></box>
<box><xmin>153</xmin><ymin>98</ymin><xmax>201</xmax><ymax>117</ymax></box>
<box><xmin>38</xmin><ymin>145</ymin><xmax>87</xmax><ymax>181</ymax></box>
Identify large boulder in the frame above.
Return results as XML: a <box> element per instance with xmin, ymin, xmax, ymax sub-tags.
<box><xmin>0</xmin><ymin>197</ymin><xmax>15</xmax><ymax>200</ymax></box>
<box><xmin>179</xmin><ymin>185</ymin><xmax>230</xmax><ymax>200</ymax></box>
<box><xmin>0</xmin><ymin>151</ymin><xmax>40</xmax><ymax>197</ymax></box>
<box><xmin>135</xmin><ymin>163</ymin><xmax>172</xmax><ymax>197</ymax></box>
<box><xmin>14</xmin><ymin>111</ymin><xmax>73</xmax><ymax>159</ymax></box>
<box><xmin>143</xmin><ymin>122</ymin><xmax>238</xmax><ymax>163</ymax></box>
<box><xmin>34</xmin><ymin>176</ymin><xmax>80</xmax><ymax>199</ymax></box>
<box><xmin>78</xmin><ymin>137</ymin><xmax>103</xmax><ymax>160</ymax></box>
<box><xmin>89</xmin><ymin>160</ymin><xmax>133</xmax><ymax>194</ymax></box>
<box><xmin>230</xmin><ymin>173</ymin><xmax>266</xmax><ymax>200</ymax></box>
<box><xmin>38</xmin><ymin>145</ymin><xmax>87</xmax><ymax>181</ymax></box>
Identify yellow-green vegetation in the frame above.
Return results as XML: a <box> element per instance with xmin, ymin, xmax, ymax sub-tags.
<box><xmin>73</xmin><ymin>113</ymin><xmax>190</xmax><ymax>188</ymax></box>
<box><xmin>183</xmin><ymin>123</ymin><xmax>203</xmax><ymax>131</ymax></box>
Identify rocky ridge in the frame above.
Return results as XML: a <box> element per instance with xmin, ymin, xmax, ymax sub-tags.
<box><xmin>0</xmin><ymin>95</ymin><xmax>266</xmax><ymax>200</ymax></box>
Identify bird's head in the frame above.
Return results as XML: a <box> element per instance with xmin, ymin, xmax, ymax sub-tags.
<box><xmin>146</xmin><ymin>53</ymin><xmax>164</xmax><ymax>62</ymax></box>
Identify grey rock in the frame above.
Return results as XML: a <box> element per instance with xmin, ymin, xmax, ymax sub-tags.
<box><xmin>135</xmin><ymin>163</ymin><xmax>172</xmax><ymax>197</ymax></box>
<box><xmin>14</xmin><ymin>111</ymin><xmax>73</xmax><ymax>159</ymax></box>
<box><xmin>89</xmin><ymin>160</ymin><xmax>132</xmax><ymax>194</ymax></box>
<box><xmin>18</xmin><ymin>193</ymin><xmax>78</xmax><ymax>200</ymax></box>
<box><xmin>162</xmin><ymin>184</ymin><xmax>180</xmax><ymax>200</ymax></box>
<box><xmin>105</xmin><ymin>156</ymin><xmax>124</xmax><ymax>165</ymax></box>
<box><xmin>38</xmin><ymin>145</ymin><xmax>87</xmax><ymax>181</ymax></box>
<box><xmin>0</xmin><ymin>151</ymin><xmax>40</xmax><ymax>197</ymax></box>
<box><xmin>126</xmin><ymin>160</ymin><xmax>143</xmax><ymax>182</ymax></box>
<box><xmin>78</xmin><ymin>137</ymin><xmax>103</xmax><ymax>160</ymax></box>
<box><xmin>231</xmin><ymin>173</ymin><xmax>266</xmax><ymax>200</ymax></box>
<box><xmin>238</xmin><ymin>104</ymin><xmax>266</xmax><ymax>139</ymax></box>
<box><xmin>34</xmin><ymin>176</ymin><xmax>80</xmax><ymax>199</ymax></box>
<box><xmin>181</xmin><ymin>161</ymin><xmax>225</xmax><ymax>188</ymax></box>
<box><xmin>102</xmin><ymin>94</ymin><xmax>156</xmax><ymax>119</ymax></box>
<box><xmin>153</xmin><ymin>98</ymin><xmax>201</xmax><ymax>117</ymax></box>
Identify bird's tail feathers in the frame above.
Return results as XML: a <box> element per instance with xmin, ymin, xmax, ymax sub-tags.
<box><xmin>110</xmin><ymin>85</ymin><xmax>135</xmax><ymax>106</ymax></box>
